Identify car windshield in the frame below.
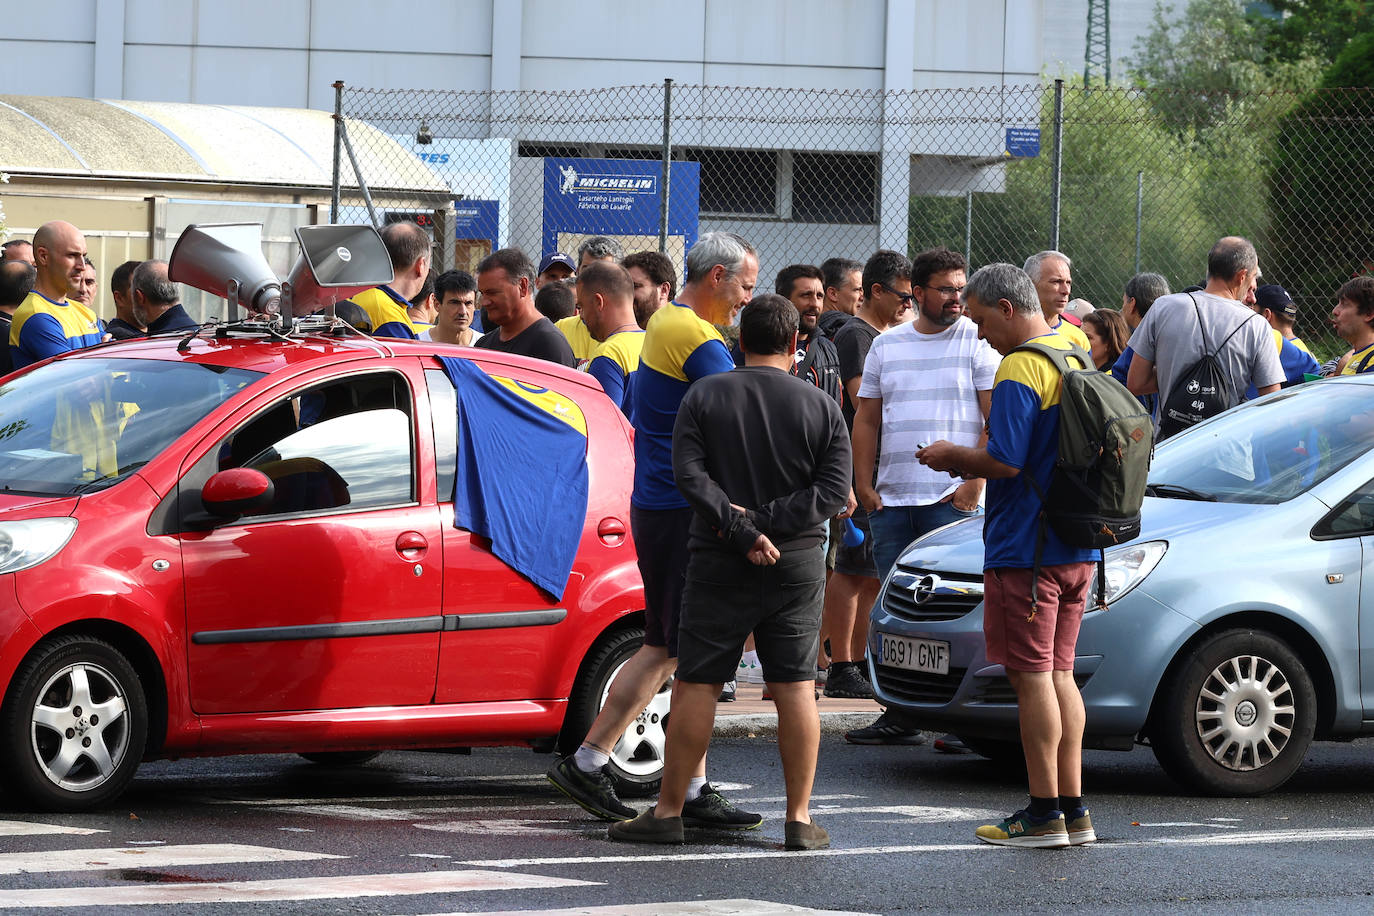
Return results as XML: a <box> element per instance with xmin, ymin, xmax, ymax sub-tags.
<box><xmin>1148</xmin><ymin>380</ymin><xmax>1374</xmax><ymax>505</ymax></box>
<box><xmin>0</xmin><ymin>358</ymin><xmax>262</xmax><ymax>495</ymax></box>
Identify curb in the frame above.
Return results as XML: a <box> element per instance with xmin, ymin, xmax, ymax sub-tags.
<box><xmin>713</xmin><ymin>711</ymin><xmax>875</xmax><ymax>739</ymax></box>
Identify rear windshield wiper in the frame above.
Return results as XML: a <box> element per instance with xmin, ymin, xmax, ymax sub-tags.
<box><xmin>1145</xmin><ymin>482</ymin><xmax>1218</xmax><ymax>501</ymax></box>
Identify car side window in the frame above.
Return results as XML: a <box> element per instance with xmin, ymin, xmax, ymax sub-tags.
<box><xmin>219</xmin><ymin>373</ymin><xmax>414</xmax><ymax>516</ymax></box>
<box><xmin>425</xmin><ymin>368</ymin><xmax>456</xmax><ymax>503</ymax></box>
<box><xmin>1314</xmin><ymin>478</ymin><xmax>1374</xmax><ymax>539</ymax></box>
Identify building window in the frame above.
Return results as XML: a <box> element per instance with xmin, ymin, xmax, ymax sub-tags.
<box><xmin>685</xmin><ymin>149</ymin><xmax>778</xmax><ymax>216</ymax></box>
<box><xmin>517</xmin><ymin>143</ymin><xmax>583</xmax><ymax>159</ymax></box>
<box><xmin>792</xmin><ymin>152</ymin><xmax>878</xmax><ymax>224</ymax></box>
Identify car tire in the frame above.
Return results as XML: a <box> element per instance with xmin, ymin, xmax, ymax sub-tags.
<box><xmin>297</xmin><ymin>751</ymin><xmax>382</xmax><ymax>766</ymax></box>
<box><xmin>0</xmin><ymin>635</ymin><xmax>149</xmax><ymax>812</ymax></box>
<box><xmin>559</xmin><ymin>626</ymin><xmax>667</xmax><ymax>799</ymax></box>
<box><xmin>1151</xmin><ymin>628</ymin><xmax>1316</xmax><ymax>796</ymax></box>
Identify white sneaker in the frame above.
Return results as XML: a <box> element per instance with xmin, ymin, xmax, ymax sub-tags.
<box><xmin>737</xmin><ymin>656</ymin><xmax>765</xmax><ymax>684</ymax></box>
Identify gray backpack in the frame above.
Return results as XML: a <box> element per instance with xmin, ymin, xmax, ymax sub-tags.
<box><xmin>1012</xmin><ymin>340</ymin><xmax>1154</xmax><ymax>609</ymax></box>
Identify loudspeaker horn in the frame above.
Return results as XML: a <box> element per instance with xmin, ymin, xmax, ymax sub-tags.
<box><xmin>283</xmin><ymin>225</ymin><xmax>394</xmax><ymax>317</ymax></box>
<box><xmin>168</xmin><ymin>223</ymin><xmax>283</xmax><ymax>315</ymax></box>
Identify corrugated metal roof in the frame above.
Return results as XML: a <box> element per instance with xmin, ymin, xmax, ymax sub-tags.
<box><xmin>0</xmin><ymin>95</ymin><xmax>446</xmax><ymax>193</ymax></box>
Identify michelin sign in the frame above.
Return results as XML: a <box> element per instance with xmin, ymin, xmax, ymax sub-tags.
<box><xmin>542</xmin><ymin>157</ymin><xmax>700</xmax><ymax>267</ymax></box>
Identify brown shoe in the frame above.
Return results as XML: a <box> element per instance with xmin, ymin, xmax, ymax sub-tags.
<box><xmin>784</xmin><ymin>819</ymin><xmax>830</xmax><ymax>850</ymax></box>
<box><xmin>607</xmin><ymin>809</ymin><xmax>684</xmax><ymax>844</ymax></box>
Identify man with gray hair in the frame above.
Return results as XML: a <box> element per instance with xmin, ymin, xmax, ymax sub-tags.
<box><xmin>1126</xmin><ymin>236</ymin><xmax>1283</xmax><ymax>436</ymax></box>
<box><xmin>549</xmin><ymin>231</ymin><xmax>759</xmax><ymax>830</ymax></box>
<box><xmin>133</xmin><ymin>260</ymin><xmax>197</xmax><ymax>335</ymax></box>
<box><xmin>918</xmin><ymin>262</ymin><xmax>1098</xmax><ymax>849</ymax></box>
<box><xmin>1023</xmin><ymin>251</ymin><xmax>1090</xmax><ymax>353</ymax></box>
<box><xmin>1111</xmin><ymin>272</ymin><xmax>1171</xmax><ymax>414</ymax></box>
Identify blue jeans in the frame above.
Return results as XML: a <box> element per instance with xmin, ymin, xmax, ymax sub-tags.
<box><xmin>869</xmin><ymin>500</ymin><xmax>981</xmax><ymax>580</ymax></box>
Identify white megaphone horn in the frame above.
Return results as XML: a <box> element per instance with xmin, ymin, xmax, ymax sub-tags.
<box><xmin>283</xmin><ymin>225</ymin><xmax>394</xmax><ymax>317</ymax></box>
<box><xmin>168</xmin><ymin>223</ymin><xmax>284</xmax><ymax>316</ymax></box>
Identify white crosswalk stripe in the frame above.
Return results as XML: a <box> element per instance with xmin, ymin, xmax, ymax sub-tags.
<box><xmin>0</xmin><ymin>820</ymin><xmax>106</xmax><ymax>837</ymax></box>
<box><xmin>0</xmin><ymin>843</ymin><xmax>339</xmax><ymax>875</ymax></box>
<box><xmin>421</xmin><ymin>901</ymin><xmax>878</xmax><ymax>916</ymax></box>
<box><xmin>0</xmin><ymin>869</ymin><xmax>596</xmax><ymax>909</ymax></box>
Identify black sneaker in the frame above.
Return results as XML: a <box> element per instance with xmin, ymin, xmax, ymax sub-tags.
<box><xmin>547</xmin><ymin>756</ymin><xmax>636</xmax><ymax>821</ymax></box>
<box><xmin>844</xmin><ymin>710</ymin><xmax>927</xmax><ymax>745</ymax></box>
<box><xmin>824</xmin><ymin>663</ymin><xmax>875</xmax><ymax>699</ymax></box>
<box><xmin>681</xmin><ymin>783</ymin><xmax>763</xmax><ymax>830</ymax></box>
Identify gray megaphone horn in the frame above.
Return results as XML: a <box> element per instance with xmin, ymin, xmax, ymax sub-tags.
<box><xmin>168</xmin><ymin>223</ymin><xmax>283</xmax><ymax>316</ymax></box>
<box><xmin>283</xmin><ymin>225</ymin><xmax>394</xmax><ymax>318</ymax></box>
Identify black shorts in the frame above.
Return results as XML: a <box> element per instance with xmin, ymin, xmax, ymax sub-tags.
<box><xmin>676</xmin><ymin>547</ymin><xmax>826</xmax><ymax>685</ymax></box>
<box><xmin>833</xmin><ymin>505</ymin><xmax>878</xmax><ymax>579</ymax></box>
<box><xmin>631</xmin><ymin>505</ymin><xmax>694</xmax><ymax>658</ymax></box>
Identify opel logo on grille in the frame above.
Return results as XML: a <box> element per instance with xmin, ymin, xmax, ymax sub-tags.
<box><xmin>911</xmin><ymin>574</ymin><xmax>941</xmax><ymax>605</ymax></box>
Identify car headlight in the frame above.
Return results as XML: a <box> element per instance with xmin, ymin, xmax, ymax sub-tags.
<box><xmin>1093</xmin><ymin>540</ymin><xmax>1167</xmax><ymax>606</ymax></box>
<box><xmin>0</xmin><ymin>518</ymin><xmax>78</xmax><ymax>574</ymax></box>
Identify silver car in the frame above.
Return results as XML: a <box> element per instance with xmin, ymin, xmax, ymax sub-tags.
<box><xmin>867</xmin><ymin>375</ymin><xmax>1374</xmax><ymax>796</ymax></box>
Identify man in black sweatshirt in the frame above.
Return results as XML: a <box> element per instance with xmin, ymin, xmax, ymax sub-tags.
<box><xmin>608</xmin><ymin>294</ymin><xmax>851</xmax><ymax>851</ymax></box>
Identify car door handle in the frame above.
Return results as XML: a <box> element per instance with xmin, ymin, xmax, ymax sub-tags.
<box><xmin>597</xmin><ymin>517</ymin><xmax>626</xmax><ymax>547</ymax></box>
<box><xmin>396</xmin><ymin>531</ymin><xmax>429</xmax><ymax>559</ymax></box>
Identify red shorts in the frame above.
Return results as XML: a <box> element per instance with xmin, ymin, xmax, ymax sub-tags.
<box><xmin>983</xmin><ymin>564</ymin><xmax>1093</xmax><ymax>673</ymax></box>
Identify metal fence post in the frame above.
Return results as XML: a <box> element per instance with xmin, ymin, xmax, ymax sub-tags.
<box><xmin>965</xmin><ymin>190</ymin><xmax>973</xmax><ymax>264</ymax></box>
<box><xmin>1050</xmin><ymin>79</ymin><xmax>1064</xmax><ymax>251</ymax></box>
<box><xmin>1135</xmin><ymin>170</ymin><xmax>1144</xmax><ymax>274</ymax></box>
<box><xmin>330</xmin><ymin>80</ymin><xmax>344</xmax><ymax>225</ymax></box>
<box><xmin>659</xmin><ymin>78</ymin><xmax>674</xmax><ymax>255</ymax></box>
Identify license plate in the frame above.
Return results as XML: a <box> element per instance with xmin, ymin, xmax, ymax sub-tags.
<box><xmin>877</xmin><ymin>633</ymin><xmax>950</xmax><ymax>675</ymax></box>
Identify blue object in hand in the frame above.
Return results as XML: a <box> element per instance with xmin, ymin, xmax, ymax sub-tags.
<box><xmin>841</xmin><ymin>517</ymin><xmax>865</xmax><ymax>547</ymax></box>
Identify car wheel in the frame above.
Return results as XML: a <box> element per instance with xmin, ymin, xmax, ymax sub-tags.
<box><xmin>0</xmin><ymin>635</ymin><xmax>149</xmax><ymax>812</ymax></box>
<box><xmin>298</xmin><ymin>751</ymin><xmax>382</xmax><ymax>766</ymax></box>
<box><xmin>1151</xmin><ymin>628</ymin><xmax>1316</xmax><ymax>796</ymax></box>
<box><xmin>559</xmin><ymin>626</ymin><xmax>667</xmax><ymax>799</ymax></box>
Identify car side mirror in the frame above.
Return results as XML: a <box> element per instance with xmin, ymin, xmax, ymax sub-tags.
<box><xmin>201</xmin><ymin>468</ymin><xmax>275</xmax><ymax>519</ymax></box>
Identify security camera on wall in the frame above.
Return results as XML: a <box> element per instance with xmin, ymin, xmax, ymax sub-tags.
<box><xmin>168</xmin><ymin>222</ymin><xmax>393</xmax><ymax>328</ymax></box>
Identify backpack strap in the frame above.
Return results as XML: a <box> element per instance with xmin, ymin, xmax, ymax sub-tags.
<box><xmin>1190</xmin><ymin>291</ymin><xmax>1252</xmax><ymax>359</ymax></box>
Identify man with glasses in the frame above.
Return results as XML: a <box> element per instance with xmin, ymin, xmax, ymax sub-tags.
<box><xmin>846</xmin><ymin>247</ymin><xmax>998</xmax><ymax>735</ymax></box>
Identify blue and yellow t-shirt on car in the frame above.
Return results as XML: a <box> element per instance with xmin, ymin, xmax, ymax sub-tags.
<box><xmin>10</xmin><ymin>291</ymin><xmax>104</xmax><ymax>369</ymax></box>
<box><xmin>630</xmin><ymin>302</ymin><xmax>734</xmax><ymax>509</ymax></box>
<box><xmin>983</xmin><ymin>332</ymin><xmax>1097</xmax><ymax>571</ymax></box>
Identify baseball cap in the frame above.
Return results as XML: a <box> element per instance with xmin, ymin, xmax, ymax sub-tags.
<box><xmin>538</xmin><ymin>252</ymin><xmax>576</xmax><ymax>275</ymax></box>
<box><xmin>1255</xmin><ymin>284</ymin><xmax>1297</xmax><ymax>319</ymax></box>
<box><xmin>1064</xmin><ymin>298</ymin><xmax>1096</xmax><ymax>321</ymax></box>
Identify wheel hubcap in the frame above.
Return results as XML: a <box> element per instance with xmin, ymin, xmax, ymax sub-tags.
<box><xmin>600</xmin><ymin>658</ymin><xmax>670</xmax><ymax>779</ymax></box>
<box><xmin>1194</xmin><ymin>654</ymin><xmax>1294</xmax><ymax>772</ymax></box>
<box><xmin>30</xmin><ymin>663</ymin><xmax>131</xmax><ymax>791</ymax></box>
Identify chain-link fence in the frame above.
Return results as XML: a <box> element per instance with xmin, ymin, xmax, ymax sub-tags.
<box><xmin>334</xmin><ymin>81</ymin><xmax>1374</xmax><ymax>361</ymax></box>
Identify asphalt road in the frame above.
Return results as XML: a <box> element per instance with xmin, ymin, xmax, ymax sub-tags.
<box><xmin>5</xmin><ymin>734</ymin><xmax>1374</xmax><ymax>914</ymax></box>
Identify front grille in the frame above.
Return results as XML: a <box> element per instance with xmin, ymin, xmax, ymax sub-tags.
<box><xmin>970</xmin><ymin>671</ymin><xmax>1093</xmax><ymax>705</ymax></box>
<box><xmin>882</xmin><ymin>565</ymin><xmax>983</xmax><ymax>622</ymax></box>
<box><xmin>874</xmin><ymin>665</ymin><xmax>966</xmax><ymax>704</ymax></box>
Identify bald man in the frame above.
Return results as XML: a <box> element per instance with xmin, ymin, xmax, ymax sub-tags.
<box><xmin>10</xmin><ymin>221</ymin><xmax>104</xmax><ymax>370</ymax></box>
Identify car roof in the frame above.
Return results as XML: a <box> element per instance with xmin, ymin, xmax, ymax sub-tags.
<box><xmin>59</xmin><ymin>332</ymin><xmax>607</xmax><ymax>393</ymax></box>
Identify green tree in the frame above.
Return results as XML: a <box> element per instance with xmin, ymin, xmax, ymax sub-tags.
<box><xmin>1264</xmin><ymin>0</ymin><xmax>1374</xmax><ymax>65</ymax></box>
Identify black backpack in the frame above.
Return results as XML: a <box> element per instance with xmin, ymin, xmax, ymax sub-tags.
<box><xmin>1157</xmin><ymin>294</ymin><xmax>1248</xmax><ymax>441</ymax></box>
<box><xmin>1012</xmin><ymin>340</ymin><xmax>1154</xmax><ymax>611</ymax></box>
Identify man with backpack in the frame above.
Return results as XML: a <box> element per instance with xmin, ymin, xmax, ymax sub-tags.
<box><xmin>918</xmin><ymin>262</ymin><xmax>1152</xmax><ymax>849</ymax></box>
<box><xmin>1125</xmin><ymin>237</ymin><xmax>1283</xmax><ymax>439</ymax></box>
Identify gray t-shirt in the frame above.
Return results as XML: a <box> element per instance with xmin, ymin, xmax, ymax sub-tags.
<box><xmin>1128</xmin><ymin>290</ymin><xmax>1284</xmax><ymax>420</ymax></box>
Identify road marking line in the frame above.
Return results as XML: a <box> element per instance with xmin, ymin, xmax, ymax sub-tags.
<box><xmin>419</xmin><ymin>899</ymin><xmax>877</xmax><ymax>916</ymax></box>
<box><xmin>753</xmin><ymin>805</ymin><xmax>1002</xmax><ymax>823</ymax></box>
<box><xmin>1130</xmin><ymin>821</ymin><xmax>1238</xmax><ymax>829</ymax></box>
<box><xmin>0</xmin><ymin>821</ymin><xmax>105</xmax><ymax>837</ymax></box>
<box><xmin>0</xmin><ymin>843</ymin><xmax>341</xmax><ymax>875</ymax></box>
<box><xmin>463</xmin><ymin>843</ymin><xmax>980</xmax><ymax>867</ymax></box>
<box><xmin>417</xmin><ymin>819</ymin><xmax>586</xmax><ymax>836</ymax></box>
<box><xmin>0</xmin><ymin>869</ymin><xmax>595</xmax><ymax>909</ymax></box>
<box><xmin>1116</xmin><ymin>827</ymin><xmax>1374</xmax><ymax>847</ymax></box>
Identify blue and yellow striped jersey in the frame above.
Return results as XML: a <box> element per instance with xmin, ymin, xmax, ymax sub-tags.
<box><xmin>10</xmin><ymin>291</ymin><xmax>104</xmax><ymax>370</ymax></box>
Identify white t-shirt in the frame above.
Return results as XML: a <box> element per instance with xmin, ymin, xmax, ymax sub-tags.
<box><xmin>857</xmin><ymin>317</ymin><xmax>1000</xmax><ymax>505</ymax></box>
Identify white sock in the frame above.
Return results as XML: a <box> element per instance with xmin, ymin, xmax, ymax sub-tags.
<box><xmin>573</xmin><ymin>745</ymin><xmax>610</xmax><ymax>773</ymax></box>
<box><xmin>685</xmin><ymin>776</ymin><xmax>708</xmax><ymax>801</ymax></box>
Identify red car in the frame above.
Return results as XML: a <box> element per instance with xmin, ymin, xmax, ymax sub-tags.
<box><xmin>0</xmin><ymin>332</ymin><xmax>663</xmax><ymax>811</ymax></box>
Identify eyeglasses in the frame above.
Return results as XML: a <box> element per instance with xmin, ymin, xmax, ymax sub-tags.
<box><xmin>880</xmin><ymin>283</ymin><xmax>914</xmax><ymax>305</ymax></box>
<box><xmin>924</xmin><ymin>285</ymin><xmax>966</xmax><ymax>299</ymax></box>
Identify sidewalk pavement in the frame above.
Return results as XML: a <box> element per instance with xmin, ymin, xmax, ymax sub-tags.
<box><xmin>712</xmin><ymin>680</ymin><xmax>879</xmax><ymax>738</ymax></box>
